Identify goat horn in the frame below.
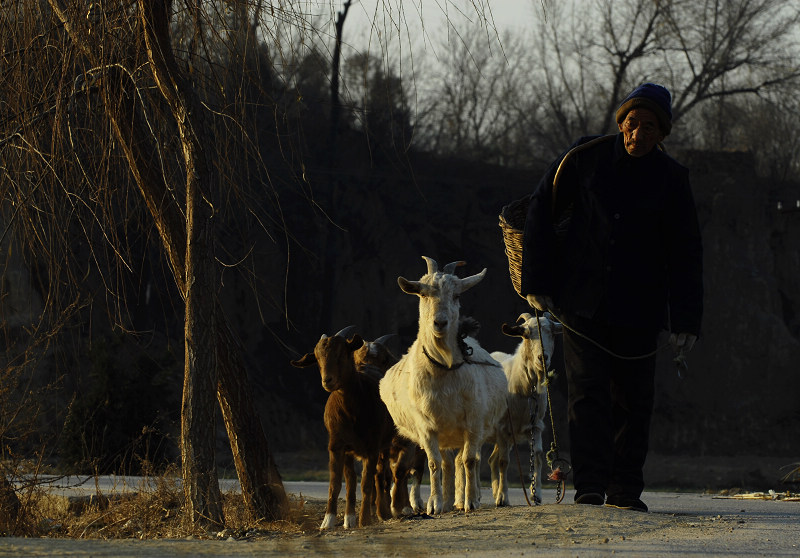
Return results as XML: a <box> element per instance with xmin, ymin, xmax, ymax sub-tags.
<box><xmin>373</xmin><ymin>333</ymin><xmax>396</xmax><ymax>346</ymax></box>
<box><xmin>517</xmin><ymin>313</ymin><xmax>532</xmax><ymax>323</ymax></box>
<box><xmin>421</xmin><ymin>256</ymin><xmax>438</xmax><ymax>275</ymax></box>
<box><xmin>443</xmin><ymin>261</ymin><xmax>466</xmax><ymax>275</ymax></box>
<box><xmin>334</xmin><ymin>325</ymin><xmax>358</xmax><ymax>339</ymax></box>
<box><xmin>459</xmin><ymin>268</ymin><xmax>487</xmax><ymax>292</ymax></box>
<box><xmin>319</xmin><ymin>333</ymin><xmax>328</xmax><ymax>340</ymax></box>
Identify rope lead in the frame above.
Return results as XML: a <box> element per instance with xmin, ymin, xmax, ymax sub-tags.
<box><xmin>533</xmin><ymin>309</ymin><xmax>573</xmax><ymax>504</ymax></box>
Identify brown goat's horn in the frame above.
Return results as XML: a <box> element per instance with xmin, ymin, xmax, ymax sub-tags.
<box><xmin>334</xmin><ymin>325</ymin><xmax>358</xmax><ymax>339</ymax></box>
<box><xmin>421</xmin><ymin>256</ymin><xmax>438</xmax><ymax>275</ymax></box>
<box><xmin>517</xmin><ymin>313</ymin><xmax>532</xmax><ymax>323</ymax></box>
<box><xmin>443</xmin><ymin>261</ymin><xmax>466</xmax><ymax>275</ymax></box>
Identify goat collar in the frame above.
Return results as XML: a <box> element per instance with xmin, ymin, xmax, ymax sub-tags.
<box><xmin>422</xmin><ymin>345</ymin><xmax>466</xmax><ymax>370</ymax></box>
<box><xmin>421</xmin><ymin>336</ymin><xmax>475</xmax><ymax>370</ymax></box>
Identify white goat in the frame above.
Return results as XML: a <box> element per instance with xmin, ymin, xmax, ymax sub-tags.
<box><xmin>379</xmin><ymin>257</ymin><xmax>508</xmax><ymax>514</ymax></box>
<box><xmin>488</xmin><ymin>312</ymin><xmax>562</xmax><ymax>505</ymax></box>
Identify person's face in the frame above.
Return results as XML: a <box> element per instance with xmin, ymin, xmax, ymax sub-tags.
<box><xmin>618</xmin><ymin>108</ymin><xmax>665</xmax><ymax>157</ymax></box>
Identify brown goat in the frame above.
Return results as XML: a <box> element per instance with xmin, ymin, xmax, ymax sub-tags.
<box><xmin>292</xmin><ymin>330</ymin><xmax>395</xmax><ymax>529</ymax></box>
<box><xmin>353</xmin><ymin>335</ymin><xmax>427</xmax><ymax>517</ymax></box>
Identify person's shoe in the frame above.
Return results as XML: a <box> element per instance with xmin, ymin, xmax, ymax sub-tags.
<box><xmin>605</xmin><ymin>495</ymin><xmax>648</xmax><ymax>512</ymax></box>
<box><xmin>575</xmin><ymin>492</ymin><xmax>605</xmax><ymax>506</ymax></box>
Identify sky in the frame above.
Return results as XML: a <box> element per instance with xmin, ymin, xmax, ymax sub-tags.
<box><xmin>307</xmin><ymin>1</ymin><xmax>539</xmax><ymax>59</ymax></box>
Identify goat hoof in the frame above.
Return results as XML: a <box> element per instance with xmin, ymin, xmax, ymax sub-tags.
<box><xmin>343</xmin><ymin>514</ymin><xmax>357</xmax><ymax>529</ymax></box>
<box><xmin>397</xmin><ymin>505</ymin><xmax>414</xmax><ymax>517</ymax></box>
<box><xmin>320</xmin><ymin>513</ymin><xmax>337</xmax><ymax>530</ymax></box>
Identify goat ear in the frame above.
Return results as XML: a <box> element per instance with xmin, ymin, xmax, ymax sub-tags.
<box><xmin>553</xmin><ymin>321</ymin><xmax>564</xmax><ymax>335</ymax></box>
<box><xmin>459</xmin><ymin>268</ymin><xmax>487</xmax><ymax>293</ymax></box>
<box><xmin>290</xmin><ymin>353</ymin><xmax>317</xmax><ymax>368</ymax></box>
<box><xmin>501</xmin><ymin>323</ymin><xmax>524</xmax><ymax>337</ymax></box>
<box><xmin>398</xmin><ymin>276</ymin><xmax>422</xmax><ymax>295</ymax></box>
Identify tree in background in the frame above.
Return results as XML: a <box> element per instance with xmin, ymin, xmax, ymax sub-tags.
<box><xmin>412</xmin><ymin>0</ymin><xmax>800</xmax><ymax>172</ymax></box>
<box><xmin>414</xmin><ymin>29</ymin><xmax>531</xmax><ymax>166</ymax></box>
<box><xmin>360</xmin><ymin>55</ymin><xmax>414</xmax><ymax>160</ymax></box>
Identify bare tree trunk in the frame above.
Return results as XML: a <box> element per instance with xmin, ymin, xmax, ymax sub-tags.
<box><xmin>329</xmin><ymin>0</ymin><xmax>351</xmax><ymax>155</ymax></box>
<box><xmin>138</xmin><ymin>0</ymin><xmax>288</xmax><ymax>522</ymax></box>
<box><xmin>139</xmin><ymin>0</ymin><xmax>222</xmax><ymax>528</ymax></box>
<box><xmin>108</xmin><ymin>84</ymin><xmax>288</xmax><ymax>519</ymax></box>
<box><xmin>47</xmin><ymin>0</ymin><xmax>288</xmax><ymax>524</ymax></box>
<box><xmin>216</xmin><ymin>323</ymin><xmax>289</xmax><ymax>519</ymax></box>
<box><xmin>180</xmin><ymin>177</ymin><xmax>222</xmax><ymax>528</ymax></box>
<box><xmin>318</xmin><ymin>0</ymin><xmax>352</xmax><ymax>333</ymax></box>
<box><xmin>104</xmin><ymin>61</ymin><xmax>288</xmax><ymax>522</ymax></box>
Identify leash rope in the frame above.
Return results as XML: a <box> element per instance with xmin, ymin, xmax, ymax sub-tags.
<box><xmin>544</xmin><ymin>379</ymin><xmax>569</xmax><ymax>504</ymax></box>
<box><xmin>547</xmin><ymin>309</ymin><xmax>669</xmax><ymax>361</ymax></box>
<box><xmin>535</xmin><ymin>310</ymin><xmax>571</xmax><ymax>503</ymax></box>
<box><xmin>506</xmin><ymin>401</ymin><xmax>532</xmax><ymax>507</ymax></box>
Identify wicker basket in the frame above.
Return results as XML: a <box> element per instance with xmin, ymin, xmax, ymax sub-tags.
<box><xmin>500</xmin><ymin>136</ymin><xmax>616</xmax><ymax>299</ymax></box>
<box><xmin>498</xmin><ymin>195</ymin><xmax>531</xmax><ymax>299</ymax></box>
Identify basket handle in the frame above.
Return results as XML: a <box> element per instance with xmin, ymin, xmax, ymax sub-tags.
<box><xmin>551</xmin><ymin>134</ymin><xmax>616</xmax><ymax>216</ymax></box>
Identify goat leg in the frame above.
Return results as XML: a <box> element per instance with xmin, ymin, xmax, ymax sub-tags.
<box><xmin>359</xmin><ymin>456</ymin><xmax>377</xmax><ymax>527</ymax></box>
<box><xmin>530</xmin><ymin>390</ymin><xmax>548</xmax><ymax>505</ymax></box>
<box><xmin>422</xmin><ymin>440</ymin><xmax>444</xmax><ymax>515</ymax></box>
<box><xmin>443</xmin><ymin>450</ymin><xmax>456</xmax><ymax>512</ymax></box>
<box><xmin>374</xmin><ymin>454</ymin><xmax>392</xmax><ymax>521</ymax></box>
<box><xmin>389</xmin><ymin>443</ymin><xmax>412</xmax><ymax>517</ymax></box>
<box><xmin>321</xmin><ymin>448</ymin><xmax>346</xmax><ymax>530</ymax></box>
<box><xmin>409</xmin><ymin>448</ymin><xmax>426</xmax><ymax>513</ymax></box>
<box><xmin>488</xmin><ymin>442</ymin><xmax>511</xmax><ymax>507</ymax></box>
<box><xmin>462</xmin><ymin>438</ymin><xmax>482</xmax><ymax>511</ymax></box>
<box><xmin>343</xmin><ymin>453</ymin><xmax>357</xmax><ymax>528</ymax></box>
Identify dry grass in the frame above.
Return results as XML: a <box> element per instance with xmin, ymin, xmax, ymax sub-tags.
<box><xmin>781</xmin><ymin>463</ymin><xmax>800</xmax><ymax>486</ymax></box>
<box><xmin>1</xmin><ymin>466</ymin><xmax>326</xmax><ymax>541</ymax></box>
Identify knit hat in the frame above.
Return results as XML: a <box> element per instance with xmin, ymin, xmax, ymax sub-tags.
<box><xmin>615</xmin><ymin>83</ymin><xmax>672</xmax><ymax>135</ymax></box>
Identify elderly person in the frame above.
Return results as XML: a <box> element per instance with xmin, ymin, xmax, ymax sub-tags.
<box><xmin>520</xmin><ymin>83</ymin><xmax>703</xmax><ymax>512</ymax></box>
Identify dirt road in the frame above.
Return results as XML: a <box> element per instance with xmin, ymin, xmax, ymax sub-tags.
<box><xmin>2</xmin><ymin>487</ymin><xmax>798</xmax><ymax>557</ymax></box>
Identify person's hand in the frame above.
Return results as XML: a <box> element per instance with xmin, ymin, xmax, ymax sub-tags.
<box><xmin>526</xmin><ymin>294</ymin><xmax>553</xmax><ymax>312</ymax></box>
<box><xmin>669</xmin><ymin>332</ymin><xmax>697</xmax><ymax>352</ymax></box>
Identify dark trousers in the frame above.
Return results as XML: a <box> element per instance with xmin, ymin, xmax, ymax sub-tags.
<box><xmin>562</xmin><ymin>313</ymin><xmax>657</xmax><ymax>500</ymax></box>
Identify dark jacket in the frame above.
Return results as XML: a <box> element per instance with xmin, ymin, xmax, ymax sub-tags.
<box><xmin>520</xmin><ymin>133</ymin><xmax>703</xmax><ymax>335</ymax></box>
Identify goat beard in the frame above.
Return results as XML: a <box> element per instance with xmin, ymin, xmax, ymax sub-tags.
<box><xmin>423</xmin><ymin>330</ymin><xmax>457</xmax><ymax>368</ymax></box>
<box><xmin>524</xmin><ymin>345</ymin><xmax>548</xmax><ymax>386</ymax></box>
